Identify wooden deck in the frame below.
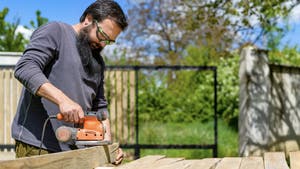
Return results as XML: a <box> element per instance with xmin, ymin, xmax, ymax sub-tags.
<box><xmin>1</xmin><ymin>148</ymin><xmax>300</xmax><ymax>169</ymax></box>
<box><xmin>114</xmin><ymin>151</ymin><xmax>300</xmax><ymax>169</ymax></box>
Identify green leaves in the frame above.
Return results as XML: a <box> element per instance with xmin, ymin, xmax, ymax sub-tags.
<box><xmin>29</xmin><ymin>10</ymin><xmax>48</xmax><ymax>29</ymax></box>
<box><xmin>121</xmin><ymin>0</ymin><xmax>299</xmax><ymax>64</ymax></box>
<box><xmin>269</xmin><ymin>46</ymin><xmax>300</xmax><ymax>65</ymax></box>
<box><xmin>0</xmin><ymin>7</ymin><xmax>49</xmax><ymax>52</ymax></box>
<box><xmin>136</xmin><ymin>46</ymin><xmax>241</xmax><ymax>128</ymax></box>
<box><xmin>0</xmin><ymin>8</ymin><xmax>27</xmax><ymax>51</ymax></box>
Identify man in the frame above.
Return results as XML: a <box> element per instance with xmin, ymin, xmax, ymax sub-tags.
<box><xmin>11</xmin><ymin>0</ymin><xmax>128</xmax><ymax>165</ymax></box>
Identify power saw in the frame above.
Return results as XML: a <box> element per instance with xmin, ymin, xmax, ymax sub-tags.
<box><xmin>55</xmin><ymin>111</ymin><xmax>112</xmax><ymax>146</ymax></box>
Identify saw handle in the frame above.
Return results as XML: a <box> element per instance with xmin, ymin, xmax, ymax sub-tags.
<box><xmin>56</xmin><ymin>111</ymin><xmax>106</xmax><ymax>122</ymax></box>
<box><xmin>57</xmin><ymin>111</ymin><xmax>107</xmax><ymax>121</ymax></box>
<box><xmin>56</xmin><ymin>113</ymin><xmax>64</xmax><ymax>120</ymax></box>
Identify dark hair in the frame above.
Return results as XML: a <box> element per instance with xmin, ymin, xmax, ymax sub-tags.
<box><xmin>80</xmin><ymin>0</ymin><xmax>128</xmax><ymax>30</ymax></box>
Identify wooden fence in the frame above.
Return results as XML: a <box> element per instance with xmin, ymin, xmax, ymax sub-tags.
<box><xmin>0</xmin><ymin>68</ymin><xmax>23</xmax><ymax>149</ymax></box>
<box><xmin>105</xmin><ymin>70</ymin><xmax>135</xmax><ymax>144</ymax></box>
<box><xmin>0</xmin><ymin>66</ymin><xmax>135</xmax><ymax>149</ymax></box>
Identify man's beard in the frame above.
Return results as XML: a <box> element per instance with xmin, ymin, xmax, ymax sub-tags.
<box><xmin>76</xmin><ymin>26</ymin><xmax>103</xmax><ymax>75</ymax></box>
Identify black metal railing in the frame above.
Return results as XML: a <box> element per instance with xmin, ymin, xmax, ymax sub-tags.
<box><xmin>106</xmin><ymin>65</ymin><xmax>218</xmax><ymax>159</ymax></box>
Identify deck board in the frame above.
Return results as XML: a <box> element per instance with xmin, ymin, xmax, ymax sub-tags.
<box><xmin>290</xmin><ymin>151</ymin><xmax>300</xmax><ymax>169</ymax></box>
<box><xmin>116</xmin><ymin>155</ymin><xmax>165</xmax><ymax>169</ymax></box>
<box><xmin>264</xmin><ymin>152</ymin><xmax>289</xmax><ymax>169</ymax></box>
<box><xmin>145</xmin><ymin>158</ymin><xmax>184</xmax><ymax>169</ymax></box>
<box><xmin>215</xmin><ymin>157</ymin><xmax>242</xmax><ymax>169</ymax></box>
<box><xmin>185</xmin><ymin>158</ymin><xmax>221</xmax><ymax>169</ymax></box>
<box><xmin>239</xmin><ymin>157</ymin><xmax>264</xmax><ymax>169</ymax></box>
<box><xmin>152</xmin><ymin>160</ymin><xmax>190</xmax><ymax>169</ymax></box>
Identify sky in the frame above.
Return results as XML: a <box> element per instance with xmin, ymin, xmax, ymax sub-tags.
<box><xmin>0</xmin><ymin>0</ymin><xmax>129</xmax><ymax>25</ymax></box>
<box><xmin>0</xmin><ymin>0</ymin><xmax>130</xmax><ymax>65</ymax></box>
<box><xmin>0</xmin><ymin>0</ymin><xmax>299</xmax><ymax>48</ymax></box>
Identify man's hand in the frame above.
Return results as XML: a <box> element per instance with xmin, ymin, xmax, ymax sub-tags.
<box><xmin>113</xmin><ymin>148</ymin><xmax>124</xmax><ymax>165</ymax></box>
<box><xmin>36</xmin><ymin>82</ymin><xmax>84</xmax><ymax>123</ymax></box>
<box><xmin>58</xmin><ymin>98</ymin><xmax>84</xmax><ymax>123</ymax></box>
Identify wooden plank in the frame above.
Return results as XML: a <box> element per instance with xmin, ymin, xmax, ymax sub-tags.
<box><xmin>4</xmin><ymin>70</ymin><xmax>10</xmax><ymax>145</ymax></box>
<box><xmin>116</xmin><ymin>71</ymin><xmax>122</xmax><ymax>142</ymax></box>
<box><xmin>143</xmin><ymin>157</ymin><xmax>184</xmax><ymax>169</ymax></box>
<box><xmin>187</xmin><ymin>158</ymin><xmax>221</xmax><ymax>169</ymax></box>
<box><xmin>122</xmin><ymin>71</ymin><xmax>128</xmax><ymax>143</ymax></box>
<box><xmin>215</xmin><ymin>157</ymin><xmax>242</xmax><ymax>169</ymax></box>
<box><xmin>264</xmin><ymin>152</ymin><xmax>289</xmax><ymax>169</ymax></box>
<box><xmin>156</xmin><ymin>158</ymin><xmax>221</xmax><ymax>169</ymax></box>
<box><xmin>129</xmin><ymin>71</ymin><xmax>135</xmax><ymax>144</ymax></box>
<box><xmin>239</xmin><ymin>157</ymin><xmax>264</xmax><ymax>169</ymax></box>
<box><xmin>6</xmin><ymin>70</ymin><xmax>13</xmax><ymax>145</ymax></box>
<box><xmin>0</xmin><ymin>69</ymin><xmax>4</xmax><ymax>145</ymax></box>
<box><xmin>290</xmin><ymin>151</ymin><xmax>300</xmax><ymax>169</ymax></box>
<box><xmin>151</xmin><ymin>159</ymin><xmax>190</xmax><ymax>169</ymax></box>
<box><xmin>0</xmin><ymin>143</ymin><xmax>119</xmax><ymax>169</ymax></box>
<box><xmin>116</xmin><ymin>155</ymin><xmax>165</xmax><ymax>169</ymax></box>
<box><xmin>11</xmin><ymin>69</ymin><xmax>17</xmax><ymax>118</ymax></box>
<box><xmin>10</xmin><ymin>70</ymin><xmax>18</xmax><ymax>145</ymax></box>
<box><xmin>109</xmin><ymin>71</ymin><xmax>117</xmax><ymax>141</ymax></box>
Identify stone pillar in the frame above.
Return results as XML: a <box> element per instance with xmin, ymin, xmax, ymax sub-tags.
<box><xmin>239</xmin><ymin>46</ymin><xmax>271</xmax><ymax>156</ymax></box>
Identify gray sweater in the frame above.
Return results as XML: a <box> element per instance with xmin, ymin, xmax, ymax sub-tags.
<box><xmin>12</xmin><ymin>22</ymin><xmax>108</xmax><ymax>152</ymax></box>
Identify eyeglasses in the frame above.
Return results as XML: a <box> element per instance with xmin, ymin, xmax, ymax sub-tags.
<box><xmin>94</xmin><ymin>20</ymin><xmax>115</xmax><ymax>45</ymax></box>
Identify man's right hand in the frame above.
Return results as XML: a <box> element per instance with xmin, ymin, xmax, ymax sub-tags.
<box><xmin>58</xmin><ymin>99</ymin><xmax>84</xmax><ymax>123</ymax></box>
<box><xmin>36</xmin><ymin>82</ymin><xmax>84</xmax><ymax>123</ymax></box>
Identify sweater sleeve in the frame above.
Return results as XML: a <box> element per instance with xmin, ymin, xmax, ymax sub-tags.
<box><xmin>14</xmin><ymin>22</ymin><xmax>61</xmax><ymax>95</ymax></box>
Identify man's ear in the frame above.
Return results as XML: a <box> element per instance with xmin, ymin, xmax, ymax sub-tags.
<box><xmin>83</xmin><ymin>14</ymin><xmax>93</xmax><ymax>26</ymax></box>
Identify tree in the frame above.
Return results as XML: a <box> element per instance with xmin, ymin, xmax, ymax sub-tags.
<box><xmin>119</xmin><ymin>0</ymin><xmax>300</xmax><ymax>64</ymax></box>
<box><xmin>114</xmin><ymin>0</ymin><xmax>300</xmax><ymax>129</ymax></box>
<box><xmin>28</xmin><ymin>10</ymin><xmax>49</xmax><ymax>29</ymax></box>
<box><xmin>0</xmin><ymin>8</ymin><xmax>28</xmax><ymax>52</ymax></box>
<box><xmin>0</xmin><ymin>8</ymin><xmax>49</xmax><ymax>52</ymax></box>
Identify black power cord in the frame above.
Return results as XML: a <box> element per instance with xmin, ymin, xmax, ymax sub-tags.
<box><xmin>38</xmin><ymin>115</ymin><xmax>57</xmax><ymax>155</ymax></box>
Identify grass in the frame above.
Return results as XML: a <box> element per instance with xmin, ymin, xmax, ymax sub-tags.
<box><xmin>123</xmin><ymin>119</ymin><xmax>238</xmax><ymax>160</ymax></box>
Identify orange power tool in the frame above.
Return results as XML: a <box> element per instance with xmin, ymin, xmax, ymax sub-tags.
<box><xmin>55</xmin><ymin>111</ymin><xmax>111</xmax><ymax>146</ymax></box>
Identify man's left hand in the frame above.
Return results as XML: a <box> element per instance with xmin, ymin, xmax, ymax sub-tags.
<box><xmin>113</xmin><ymin>148</ymin><xmax>124</xmax><ymax>165</ymax></box>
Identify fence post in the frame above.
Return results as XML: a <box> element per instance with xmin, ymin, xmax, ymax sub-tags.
<box><xmin>239</xmin><ymin>46</ymin><xmax>271</xmax><ymax>156</ymax></box>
